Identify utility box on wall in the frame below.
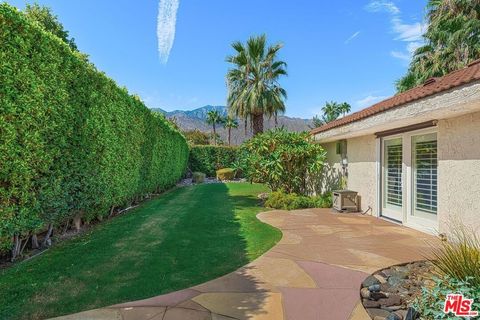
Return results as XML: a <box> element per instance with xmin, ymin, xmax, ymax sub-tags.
<box><xmin>332</xmin><ymin>190</ymin><xmax>359</xmax><ymax>212</ymax></box>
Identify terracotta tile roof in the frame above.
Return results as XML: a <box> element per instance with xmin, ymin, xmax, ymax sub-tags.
<box><xmin>310</xmin><ymin>59</ymin><xmax>480</xmax><ymax>135</ymax></box>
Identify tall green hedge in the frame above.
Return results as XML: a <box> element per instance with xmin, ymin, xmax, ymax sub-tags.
<box><xmin>189</xmin><ymin>145</ymin><xmax>238</xmax><ymax>177</ymax></box>
<box><xmin>0</xmin><ymin>4</ymin><xmax>189</xmax><ymax>254</ymax></box>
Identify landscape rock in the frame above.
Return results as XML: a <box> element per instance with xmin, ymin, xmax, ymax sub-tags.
<box><xmin>370</xmin><ymin>292</ymin><xmax>388</xmax><ymax>300</ymax></box>
<box><xmin>374</xmin><ymin>274</ymin><xmax>388</xmax><ymax>284</ymax></box>
<box><xmin>366</xmin><ymin>308</ymin><xmax>391</xmax><ymax>319</ymax></box>
<box><xmin>379</xmin><ymin>295</ymin><xmax>402</xmax><ymax>307</ymax></box>
<box><xmin>361</xmin><ymin>261</ymin><xmax>434</xmax><ymax>319</ymax></box>
<box><xmin>369</xmin><ymin>284</ymin><xmax>381</xmax><ymax>292</ymax></box>
<box><xmin>363</xmin><ymin>275</ymin><xmax>381</xmax><ymax>287</ymax></box>
<box><xmin>386</xmin><ymin>312</ymin><xmax>402</xmax><ymax>320</ymax></box>
<box><xmin>364</xmin><ymin>299</ymin><xmax>381</xmax><ymax>308</ymax></box>
<box><xmin>361</xmin><ymin>287</ymin><xmax>371</xmax><ymax>299</ymax></box>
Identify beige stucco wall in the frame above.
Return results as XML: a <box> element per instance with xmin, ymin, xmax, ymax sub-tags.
<box><xmin>319</xmin><ymin>142</ymin><xmax>343</xmax><ymax>193</ymax></box>
<box><xmin>346</xmin><ymin>135</ymin><xmax>377</xmax><ymax>214</ymax></box>
<box><xmin>320</xmin><ymin>137</ymin><xmax>378</xmax><ymax>214</ymax></box>
<box><xmin>438</xmin><ymin>111</ymin><xmax>480</xmax><ymax>237</ymax></box>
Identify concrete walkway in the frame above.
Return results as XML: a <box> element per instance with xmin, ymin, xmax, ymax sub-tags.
<box><xmin>54</xmin><ymin>209</ymin><xmax>437</xmax><ymax>320</ymax></box>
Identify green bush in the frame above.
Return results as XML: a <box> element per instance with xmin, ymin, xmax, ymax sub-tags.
<box><xmin>216</xmin><ymin>168</ymin><xmax>236</xmax><ymax>181</ymax></box>
<box><xmin>189</xmin><ymin>145</ymin><xmax>238</xmax><ymax>177</ymax></box>
<box><xmin>192</xmin><ymin>172</ymin><xmax>206</xmax><ymax>184</ymax></box>
<box><xmin>265</xmin><ymin>190</ymin><xmax>332</xmax><ymax>210</ymax></box>
<box><xmin>413</xmin><ymin>276</ymin><xmax>480</xmax><ymax>319</ymax></box>
<box><xmin>0</xmin><ymin>4</ymin><xmax>189</xmax><ymax>257</ymax></box>
<box><xmin>238</xmin><ymin>128</ymin><xmax>326</xmax><ymax>195</ymax></box>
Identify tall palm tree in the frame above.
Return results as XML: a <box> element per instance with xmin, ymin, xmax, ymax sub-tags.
<box><xmin>396</xmin><ymin>0</ymin><xmax>480</xmax><ymax>92</ymax></box>
<box><xmin>339</xmin><ymin>102</ymin><xmax>351</xmax><ymax>118</ymax></box>
<box><xmin>206</xmin><ymin>110</ymin><xmax>223</xmax><ymax>145</ymax></box>
<box><xmin>226</xmin><ymin>34</ymin><xmax>288</xmax><ymax>136</ymax></box>
<box><xmin>223</xmin><ymin>117</ymin><xmax>239</xmax><ymax>146</ymax></box>
<box><xmin>321</xmin><ymin>101</ymin><xmax>341</xmax><ymax>122</ymax></box>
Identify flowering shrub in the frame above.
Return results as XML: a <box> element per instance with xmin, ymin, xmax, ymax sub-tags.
<box><xmin>238</xmin><ymin>129</ymin><xmax>326</xmax><ymax>195</ymax></box>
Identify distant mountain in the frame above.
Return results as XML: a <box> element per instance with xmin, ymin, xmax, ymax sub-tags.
<box><xmin>151</xmin><ymin>105</ymin><xmax>313</xmax><ymax>145</ymax></box>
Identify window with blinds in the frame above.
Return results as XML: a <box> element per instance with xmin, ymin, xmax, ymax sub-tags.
<box><xmin>384</xmin><ymin>140</ymin><xmax>403</xmax><ymax>208</ymax></box>
<box><xmin>413</xmin><ymin>134</ymin><xmax>438</xmax><ymax>215</ymax></box>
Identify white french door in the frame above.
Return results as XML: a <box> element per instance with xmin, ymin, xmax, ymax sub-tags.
<box><xmin>380</xmin><ymin>129</ymin><xmax>438</xmax><ymax>232</ymax></box>
<box><xmin>382</xmin><ymin>137</ymin><xmax>404</xmax><ymax>221</ymax></box>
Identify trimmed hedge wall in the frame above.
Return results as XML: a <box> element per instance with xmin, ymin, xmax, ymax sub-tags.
<box><xmin>189</xmin><ymin>146</ymin><xmax>238</xmax><ymax>177</ymax></box>
<box><xmin>0</xmin><ymin>4</ymin><xmax>189</xmax><ymax>254</ymax></box>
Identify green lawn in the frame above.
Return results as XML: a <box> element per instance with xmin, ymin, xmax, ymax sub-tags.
<box><xmin>0</xmin><ymin>183</ymin><xmax>281</xmax><ymax>320</ymax></box>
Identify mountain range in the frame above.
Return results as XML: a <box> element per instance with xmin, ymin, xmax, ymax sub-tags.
<box><xmin>151</xmin><ymin>106</ymin><xmax>313</xmax><ymax>145</ymax></box>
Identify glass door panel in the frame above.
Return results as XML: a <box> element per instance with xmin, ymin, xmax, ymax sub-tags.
<box><xmin>382</xmin><ymin>137</ymin><xmax>403</xmax><ymax>221</ymax></box>
<box><xmin>412</xmin><ymin>133</ymin><xmax>438</xmax><ymax>220</ymax></box>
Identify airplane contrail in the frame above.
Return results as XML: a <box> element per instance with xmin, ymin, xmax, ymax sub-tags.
<box><xmin>157</xmin><ymin>0</ymin><xmax>180</xmax><ymax>64</ymax></box>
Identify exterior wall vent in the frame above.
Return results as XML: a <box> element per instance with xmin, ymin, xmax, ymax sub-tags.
<box><xmin>423</xmin><ymin>78</ymin><xmax>437</xmax><ymax>86</ymax></box>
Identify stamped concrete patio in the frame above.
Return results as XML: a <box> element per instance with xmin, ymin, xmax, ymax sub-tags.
<box><xmin>54</xmin><ymin>209</ymin><xmax>437</xmax><ymax>320</ymax></box>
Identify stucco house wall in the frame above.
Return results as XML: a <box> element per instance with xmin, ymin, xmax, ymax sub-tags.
<box><xmin>438</xmin><ymin>110</ymin><xmax>480</xmax><ymax>235</ymax></box>
<box><xmin>346</xmin><ymin>135</ymin><xmax>377</xmax><ymax>215</ymax></box>
<box><xmin>321</xmin><ymin>136</ymin><xmax>378</xmax><ymax>214</ymax></box>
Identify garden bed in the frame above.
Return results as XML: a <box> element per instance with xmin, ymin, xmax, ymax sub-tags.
<box><xmin>361</xmin><ymin>261</ymin><xmax>435</xmax><ymax>320</ymax></box>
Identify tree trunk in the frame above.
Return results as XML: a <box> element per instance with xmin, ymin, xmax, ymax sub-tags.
<box><xmin>42</xmin><ymin>224</ymin><xmax>54</xmax><ymax>247</ymax></box>
<box><xmin>274</xmin><ymin>113</ymin><xmax>278</xmax><ymax>128</ymax></box>
<box><xmin>228</xmin><ymin>128</ymin><xmax>231</xmax><ymax>146</ymax></box>
<box><xmin>252</xmin><ymin>113</ymin><xmax>264</xmax><ymax>136</ymax></box>
<box><xmin>31</xmin><ymin>234</ymin><xmax>39</xmax><ymax>249</ymax></box>
<box><xmin>244</xmin><ymin>119</ymin><xmax>247</xmax><ymax>136</ymax></box>
<box><xmin>213</xmin><ymin>124</ymin><xmax>217</xmax><ymax>145</ymax></box>
<box><xmin>11</xmin><ymin>234</ymin><xmax>21</xmax><ymax>261</ymax></box>
<box><xmin>73</xmin><ymin>214</ymin><xmax>82</xmax><ymax>231</ymax></box>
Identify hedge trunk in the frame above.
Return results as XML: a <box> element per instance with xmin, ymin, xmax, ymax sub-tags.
<box><xmin>252</xmin><ymin>113</ymin><xmax>264</xmax><ymax>136</ymax></box>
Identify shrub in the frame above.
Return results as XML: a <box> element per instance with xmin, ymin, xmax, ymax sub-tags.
<box><xmin>413</xmin><ymin>276</ymin><xmax>480</xmax><ymax>319</ymax></box>
<box><xmin>192</xmin><ymin>172</ymin><xmax>206</xmax><ymax>184</ymax></box>
<box><xmin>216</xmin><ymin>168</ymin><xmax>236</xmax><ymax>181</ymax></box>
<box><xmin>238</xmin><ymin>129</ymin><xmax>326</xmax><ymax>195</ymax></box>
<box><xmin>184</xmin><ymin>129</ymin><xmax>210</xmax><ymax>146</ymax></box>
<box><xmin>0</xmin><ymin>4</ymin><xmax>189</xmax><ymax>258</ymax></box>
<box><xmin>265</xmin><ymin>190</ymin><xmax>332</xmax><ymax>210</ymax></box>
<box><xmin>189</xmin><ymin>145</ymin><xmax>238</xmax><ymax>177</ymax></box>
<box><xmin>430</xmin><ymin>226</ymin><xmax>480</xmax><ymax>287</ymax></box>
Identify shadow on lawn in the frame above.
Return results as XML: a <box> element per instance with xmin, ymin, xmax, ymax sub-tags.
<box><xmin>0</xmin><ymin>183</ymin><xmax>275</xmax><ymax>320</ymax></box>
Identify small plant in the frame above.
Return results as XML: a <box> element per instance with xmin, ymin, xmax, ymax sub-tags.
<box><xmin>264</xmin><ymin>190</ymin><xmax>332</xmax><ymax>210</ymax></box>
<box><xmin>413</xmin><ymin>276</ymin><xmax>480</xmax><ymax>319</ymax></box>
<box><xmin>430</xmin><ymin>225</ymin><xmax>480</xmax><ymax>287</ymax></box>
<box><xmin>192</xmin><ymin>172</ymin><xmax>206</xmax><ymax>184</ymax></box>
<box><xmin>216</xmin><ymin>168</ymin><xmax>235</xmax><ymax>181</ymax></box>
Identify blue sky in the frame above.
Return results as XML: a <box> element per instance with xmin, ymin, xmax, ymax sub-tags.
<box><xmin>6</xmin><ymin>0</ymin><xmax>427</xmax><ymax>118</ymax></box>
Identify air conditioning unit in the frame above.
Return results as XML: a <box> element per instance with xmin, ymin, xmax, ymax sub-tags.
<box><xmin>332</xmin><ymin>190</ymin><xmax>359</xmax><ymax>212</ymax></box>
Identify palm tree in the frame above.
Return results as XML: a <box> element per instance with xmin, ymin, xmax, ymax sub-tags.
<box><xmin>339</xmin><ymin>102</ymin><xmax>351</xmax><ymax>118</ymax></box>
<box><xmin>226</xmin><ymin>34</ymin><xmax>288</xmax><ymax>136</ymax></box>
<box><xmin>396</xmin><ymin>0</ymin><xmax>480</xmax><ymax>92</ymax></box>
<box><xmin>223</xmin><ymin>117</ymin><xmax>239</xmax><ymax>146</ymax></box>
<box><xmin>311</xmin><ymin>101</ymin><xmax>351</xmax><ymax>128</ymax></box>
<box><xmin>206</xmin><ymin>110</ymin><xmax>223</xmax><ymax>145</ymax></box>
<box><xmin>321</xmin><ymin>101</ymin><xmax>341</xmax><ymax>122</ymax></box>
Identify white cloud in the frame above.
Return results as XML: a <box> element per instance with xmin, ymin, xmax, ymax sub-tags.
<box><xmin>157</xmin><ymin>0</ymin><xmax>180</xmax><ymax>64</ymax></box>
<box><xmin>365</xmin><ymin>0</ymin><xmax>426</xmax><ymax>63</ymax></box>
<box><xmin>356</xmin><ymin>95</ymin><xmax>388</xmax><ymax>108</ymax></box>
<box><xmin>391</xmin><ymin>41</ymin><xmax>423</xmax><ymax>62</ymax></box>
<box><xmin>391</xmin><ymin>18</ymin><xmax>427</xmax><ymax>42</ymax></box>
<box><xmin>365</xmin><ymin>1</ymin><xmax>400</xmax><ymax>15</ymax></box>
<box><xmin>345</xmin><ymin>31</ymin><xmax>361</xmax><ymax>44</ymax></box>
